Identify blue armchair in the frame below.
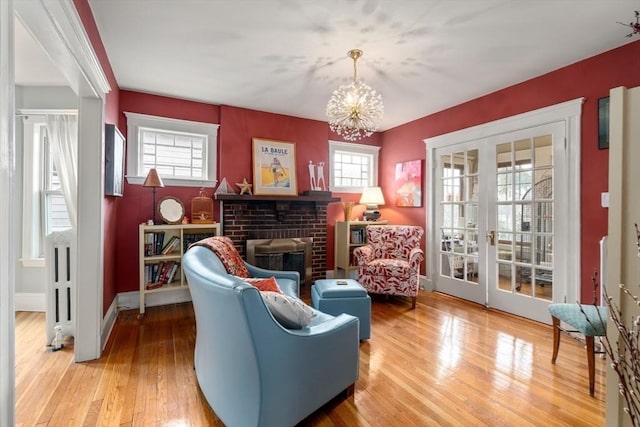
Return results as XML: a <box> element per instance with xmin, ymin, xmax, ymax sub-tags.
<box><xmin>183</xmin><ymin>244</ymin><xmax>360</xmax><ymax>427</ymax></box>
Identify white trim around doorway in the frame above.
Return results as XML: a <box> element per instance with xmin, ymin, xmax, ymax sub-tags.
<box><xmin>424</xmin><ymin>98</ymin><xmax>583</xmax><ymax>305</ymax></box>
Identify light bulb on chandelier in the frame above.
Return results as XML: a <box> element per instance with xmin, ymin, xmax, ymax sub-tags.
<box><xmin>326</xmin><ymin>49</ymin><xmax>384</xmax><ymax>141</ymax></box>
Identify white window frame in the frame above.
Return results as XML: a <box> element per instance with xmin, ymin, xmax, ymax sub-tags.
<box><xmin>19</xmin><ymin>110</ymin><xmax>75</xmax><ymax>266</ymax></box>
<box><xmin>329</xmin><ymin>140</ymin><xmax>380</xmax><ymax>193</ymax></box>
<box><xmin>125</xmin><ymin>112</ymin><xmax>219</xmax><ymax>187</ymax></box>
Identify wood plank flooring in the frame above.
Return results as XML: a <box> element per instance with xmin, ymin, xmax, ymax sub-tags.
<box><xmin>15</xmin><ymin>291</ymin><xmax>605</xmax><ymax>426</ymax></box>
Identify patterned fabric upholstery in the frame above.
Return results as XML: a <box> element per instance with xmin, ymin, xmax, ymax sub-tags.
<box><xmin>353</xmin><ymin>225</ymin><xmax>424</xmax><ymax>308</ymax></box>
<box><xmin>190</xmin><ymin>236</ymin><xmax>250</xmax><ymax>278</ymax></box>
<box><xmin>548</xmin><ymin>303</ymin><xmax>607</xmax><ymax>336</ymax></box>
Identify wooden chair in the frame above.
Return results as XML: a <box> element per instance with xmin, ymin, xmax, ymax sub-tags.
<box><xmin>548</xmin><ymin>303</ymin><xmax>607</xmax><ymax>396</ymax></box>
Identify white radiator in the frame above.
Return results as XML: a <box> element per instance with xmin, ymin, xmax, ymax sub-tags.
<box><xmin>45</xmin><ymin>229</ymin><xmax>76</xmax><ymax>347</ymax></box>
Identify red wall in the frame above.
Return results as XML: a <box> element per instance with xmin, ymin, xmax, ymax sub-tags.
<box><xmin>382</xmin><ymin>40</ymin><xmax>640</xmax><ymax>303</ymax></box>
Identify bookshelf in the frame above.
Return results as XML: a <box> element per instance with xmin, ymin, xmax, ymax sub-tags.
<box><xmin>334</xmin><ymin>220</ymin><xmax>387</xmax><ymax>279</ymax></box>
<box><xmin>138</xmin><ymin>223</ymin><xmax>221</xmax><ymax>314</ymax></box>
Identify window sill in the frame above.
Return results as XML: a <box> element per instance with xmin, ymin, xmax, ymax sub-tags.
<box><xmin>126</xmin><ymin>176</ymin><xmax>218</xmax><ymax>188</ymax></box>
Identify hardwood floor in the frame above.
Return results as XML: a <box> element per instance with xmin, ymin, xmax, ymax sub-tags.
<box><xmin>15</xmin><ymin>291</ymin><xmax>605</xmax><ymax>426</ymax></box>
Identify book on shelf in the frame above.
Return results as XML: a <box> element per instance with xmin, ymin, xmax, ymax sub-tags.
<box><xmin>157</xmin><ymin>262</ymin><xmax>172</xmax><ymax>284</ymax></box>
<box><xmin>144</xmin><ymin>232</ymin><xmax>154</xmax><ymax>256</ymax></box>
<box><xmin>144</xmin><ymin>231</ymin><xmax>168</xmax><ymax>256</ymax></box>
<box><xmin>145</xmin><ymin>282</ymin><xmax>164</xmax><ymax>290</ymax></box>
<box><xmin>166</xmin><ymin>262</ymin><xmax>180</xmax><ymax>283</ymax></box>
<box><xmin>161</xmin><ymin>236</ymin><xmax>180</xmax><ymax>255</ymax></box>
<box><xmin>182</xmin><ymin>232</ymin><xmax>216</xmax><ymax>252</ymax></box>
<box><xmin>153</xmin><ymin>231</ymin><xmax>165</xmax><ymax>255</ymax></box>
<box><xmin>350</xmin><ymin>228</ymin><xmax>365</xmax><ymax>244</ymax></box>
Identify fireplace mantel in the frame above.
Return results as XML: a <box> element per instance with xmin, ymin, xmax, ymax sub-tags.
<box><xmin>215</xmin><ymin>194</ymin><xmax>340</xmax><ymax>204</ymax></box>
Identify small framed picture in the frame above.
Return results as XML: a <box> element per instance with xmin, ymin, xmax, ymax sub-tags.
<box><xmin>252</xmin><ymin>138</ymin><xmax>298</xmax><ymax>196</ymax></box>
<box><xmin>598</xmin><ymin>96</ymin><xmax>609</xmax><ymax>150</ymax></box>
<box><xmin>104</xmin><ymin>124</ymin><xmax>125</xmax><ymax>196</ymax></box>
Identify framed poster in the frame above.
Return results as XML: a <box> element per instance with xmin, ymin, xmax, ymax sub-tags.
<box><xmin>395</xmin><ymin>159</ymin><xmax>422</xmax><ymax>207</ymax></box>
<box><xmin>104</xmin><ymin>124</ymin><xmax>125</xmax><ymax>197</ymax></box>
<box><xmin>598</xmin><ymin>96</ymin><xmax>609</xmax><ymax>150</ymax></box>
<box><xmin>252</xmin><ymin>138</ymin><xmax>298</xmax><ymax>196</ymax></box>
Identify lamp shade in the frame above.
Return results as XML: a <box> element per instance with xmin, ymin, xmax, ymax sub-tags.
<box><xmin>360</xmin><ymin>186</ymin><xmax>385</xmax><ymax>221</ymax></box>
<box><xmin>143</xmin><ymin>168</ymin><xmax>164</xmax><ymax>188</ymax></box>
<box><xmin>359</xmin><ymin>186</ymin><xmax>385</xmax><ymax>206</ymax></box>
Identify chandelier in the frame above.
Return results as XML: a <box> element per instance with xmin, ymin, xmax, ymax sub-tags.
<box><xmin>326</xmin><ymin>49</ymin><xmax>384</xmax><ymax>141</ymax></box>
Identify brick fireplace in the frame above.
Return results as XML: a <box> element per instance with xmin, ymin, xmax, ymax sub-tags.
<box><xmin>217</xmin><ymin>194</ymin><xmax>339</xmax><ymax>283</ymax></box>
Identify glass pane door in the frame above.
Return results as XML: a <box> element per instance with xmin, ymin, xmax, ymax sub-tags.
<box><xmin>436</xmin><ymin>146</ymin><xmax>485</xmax><ymax>306</ymax></box>
<box><xmin>487</xmin><ymin>122</ymin><xmax>564</xmax><ymax>323</ymax></box>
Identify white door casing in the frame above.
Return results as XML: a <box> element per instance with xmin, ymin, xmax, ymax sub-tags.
<box><xmin>0</xmin><ymin>1</ymin><xmax>17</xmax><ymax>426</ymax></box>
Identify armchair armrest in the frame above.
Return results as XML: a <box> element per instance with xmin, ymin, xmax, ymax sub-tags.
<box><xmin>287</xmin><ymin>313</ymin><xmax>359</xmax><ymax>337</ymax></box>
<box><xmin>409</xmin><ymin>247</ymin><xmax>425</xmax><ymax>269</ymax></box>
<box><xmin>353</xmin><ymin>245</ymin><xmax>373</xmax><ymax>266</ymax></box>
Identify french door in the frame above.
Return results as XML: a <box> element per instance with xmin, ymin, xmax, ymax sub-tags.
<box><xmin>436</xmin><ymin>144</ymin><xmax>485</xmax><ymax>305</ymax></box>
<box><xmin>431</xmin><ymin>119</ymin><xmax>572</xmax><ymax>324</ymax></box>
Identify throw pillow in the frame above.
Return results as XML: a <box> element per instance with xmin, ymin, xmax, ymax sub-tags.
<box><xmin>260</xmin><ymin>291</ymin><xmax>315</xmax><ymax>329</ymax></box>
<box><xmin>237</xmin><ymin>276</ymin><xmax>282</xmax><ymax>293</ymax></box>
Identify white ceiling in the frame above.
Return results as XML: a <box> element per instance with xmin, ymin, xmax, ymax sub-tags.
<box><xmin>14</xmin><ymin>17</ymin><xmax>67</xmax><ymax>86</ymax></box>
<box><xmin>17</xmin><ymin>1</ymin><xmax>640</xmax><ymax>131</ymax></box>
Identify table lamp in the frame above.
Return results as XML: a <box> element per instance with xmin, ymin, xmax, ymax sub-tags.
<box><xmin>143</xmin><ymin>168</ymin><xmax>164</xmax><ymax>224</ymax></box>
<box><xmin>360</xmin><ymin>186</ymin><xmax>385</xmax><ymax>221</ymax></box>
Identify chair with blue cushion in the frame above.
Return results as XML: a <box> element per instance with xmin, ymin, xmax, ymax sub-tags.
<box><xmin>548</xmin><ymin>303</ymin><xmax>608</xmax><ymax>396</ymax></box>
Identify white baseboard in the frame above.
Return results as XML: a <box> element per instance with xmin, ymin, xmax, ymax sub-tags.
<box><xmin>420</xmin><ymin>275</ymin><xmax>432</xmax><ymax>291</ymax></box>
<box><xmin>14</xmin><ymin>293</ymin><xmax>45</xmax><ymax>312</ymax></box>
<box><xmin>101</xmin><ymin>297</ymin><xmax>118</xmax><ymax>351</ymax></box>
<box><xmin>117</xmin><ymin>288</ymin><xmax>192</xmax><ymax>312</ymax></box>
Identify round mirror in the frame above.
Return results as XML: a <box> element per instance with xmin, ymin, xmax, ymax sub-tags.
<box><xmin>158</xmin><ymin>196</ymin><xmax>185</xmax><ymax>224</ymax></box>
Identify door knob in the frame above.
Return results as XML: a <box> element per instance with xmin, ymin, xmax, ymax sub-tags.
<box><xmin>487</xmin><ymin>230</ymin><xmax>496</xmax><ymax>246</ymax></box>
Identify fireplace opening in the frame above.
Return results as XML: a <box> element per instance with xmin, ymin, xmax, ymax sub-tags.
<box><xmin>246</xmin><ymin>238</ymin><xmax>313</xmax><ymax>286</ymax></box>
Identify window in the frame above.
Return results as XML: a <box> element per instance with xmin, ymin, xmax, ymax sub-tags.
<box><xmin>125</xmin><ymin>112</ymin><xmax>219</xmax><ymax>187</ymax></box>
<box><xmin>43</xmin><ymin>145</ymin><xmax>72</xmax><ymax>235</ymax></box>
<box><xmin>20</xmin><ymin>113</ymin><xmax>73</xmax><ymax>265</ymax></box>
<box><xmin>329</xmin><ymin>141</ymin><xmax>380</xmax><ymax>193</ymax></box>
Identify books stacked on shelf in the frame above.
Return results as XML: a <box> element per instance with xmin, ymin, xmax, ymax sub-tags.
<box><xmin>161</xmin><ymin>236</ymin><xmax>181</xmax><ymax>255</ymax></box>
<box><xmin>145</xmin><ymin>261</ymin><xmax>180</xmax><ymax>289</ymax></box>
<box><xmin>350</xmin><ymin>228</ymin><xmax>365</xmax><ymax>244</ymax></box>
<box><xmin>144</xmin><ymin>231</ymin><xmax>166</xmax><ymax>256</ymax></box>
<box><xmin>182</xmin><ymin>232</ymin><xmax>215</xmax><ymax>253</ymax></box>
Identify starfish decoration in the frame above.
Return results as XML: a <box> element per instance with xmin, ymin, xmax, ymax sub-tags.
<box><xmin>236</xmin><ymin>178</ymin><xmax>253</xmax><ymax>195</ymax></box>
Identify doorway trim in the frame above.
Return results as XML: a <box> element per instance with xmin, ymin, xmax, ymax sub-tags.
<box><xmin>424</xmin><ymin>98</ymin><xmax>583</xmax><ymax>305</ymax></box>
<box><xmin>1</xmin><ymin>1</ymin><xmax>17</xmax><ymax>425</ymax></box>
<box><xmin>15</xmin><ymin>0</ymin><xmax>111</xmax><ymax>364</ymax></box>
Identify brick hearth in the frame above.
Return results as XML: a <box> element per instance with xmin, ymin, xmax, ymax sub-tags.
<box><xmin>219</xmin><ymin>196</ymin><xmax>337</xmax><ymax>282</ymax></box>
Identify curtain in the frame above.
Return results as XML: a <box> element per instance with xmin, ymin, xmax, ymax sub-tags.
<box><xmin>46</xmin><ymin>114</ymin><xmax>78</xmax><ymax>228</ymax></box>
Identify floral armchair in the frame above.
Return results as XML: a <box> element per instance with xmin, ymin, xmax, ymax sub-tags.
<box><xmin>353</xmin><ymin>225</ymin><xmax>424</xmax><ymax>309</ymax></box>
